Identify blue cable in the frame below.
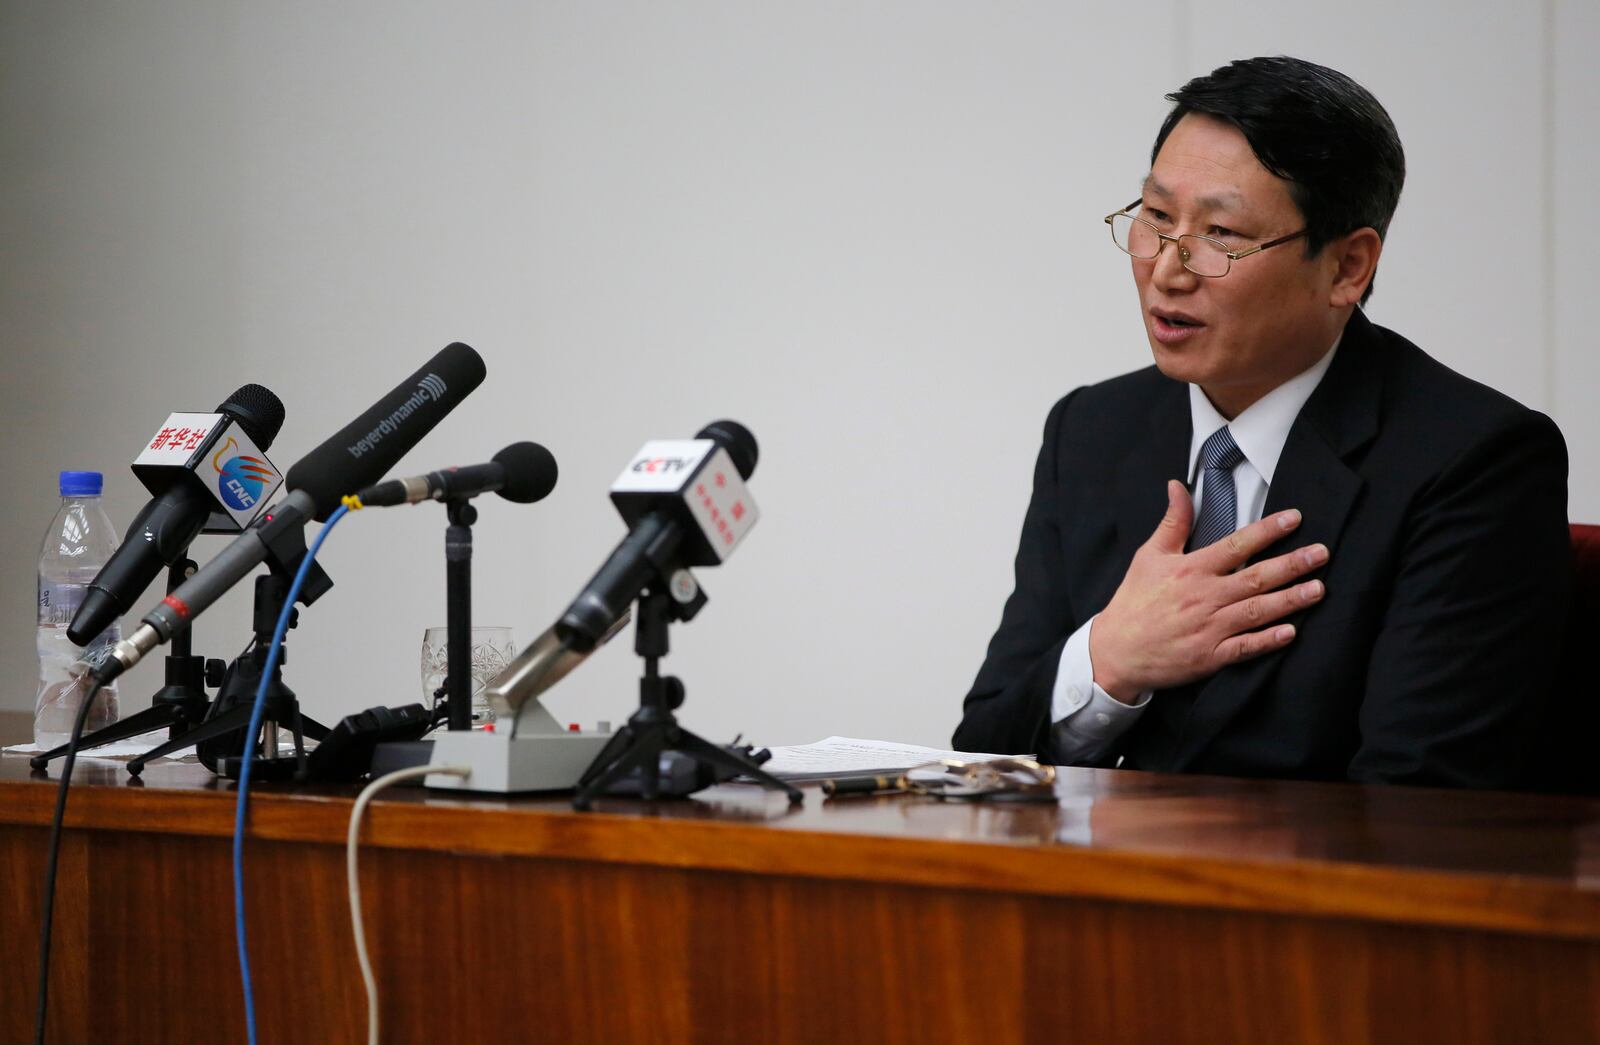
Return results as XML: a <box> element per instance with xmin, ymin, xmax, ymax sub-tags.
<box><xmin>232</xmin><ymin>502</ymin><xmax>351</xmax><ymax>1045</ymax></box>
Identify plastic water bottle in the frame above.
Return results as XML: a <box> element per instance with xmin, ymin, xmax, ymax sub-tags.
<box><xmin>35</xmin><ymin>471</ymin><xmax>122</xmax><ymax>747</ymax></box>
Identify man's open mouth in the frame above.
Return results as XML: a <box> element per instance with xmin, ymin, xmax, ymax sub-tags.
<box><xmin>1153</xmin><ymin>309</ymin><xmax>1204</xmax><ymax>328</ymax></box>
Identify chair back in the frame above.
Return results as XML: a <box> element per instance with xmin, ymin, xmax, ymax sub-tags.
<box><xmin>1547</xmin><ymin>524</ymin><xmax>1600</xmax><ymax>793</ymax></box>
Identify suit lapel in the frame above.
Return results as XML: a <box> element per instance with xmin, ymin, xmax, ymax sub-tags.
<box><xmin>1103</xmin><ymin>378</ymin><xmax>1191</xmax><ymax>610</ymax></box>
<box><xmin>1172</xmin><ymin>310</ymin><xmax>1383</xmax><ymax>768</ymax></box>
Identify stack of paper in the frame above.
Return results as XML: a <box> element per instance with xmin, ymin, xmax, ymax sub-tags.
<box><xmin>756</xmin><ymin>736</ymin><xmax>1014</xmax><ymax>783</ymax></box>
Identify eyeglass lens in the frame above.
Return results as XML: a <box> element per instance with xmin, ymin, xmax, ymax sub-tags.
<box><xmin>1108</xmin><ymin>213</ymin><xmax>1230</xmax><ymax>277</ymax></box>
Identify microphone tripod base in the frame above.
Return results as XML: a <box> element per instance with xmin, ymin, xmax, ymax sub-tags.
<box><xmin>27</xmin><ymin>687</ymin><xmax>207</xmax><ymax>771</ymax></box>
<box><xmin>572</xmin><ymin>585</ymin><xmax>801</xmax><ymax>811</ymax></box>
<box><xmin>570</xmin><ymin>694</ymin><xmax>802</xmax><ymax>811</ymax></box>
<box><xmin>126</xmin><ymin>574</ymin><xmax>329</xmax><ymax>779</ymax></box>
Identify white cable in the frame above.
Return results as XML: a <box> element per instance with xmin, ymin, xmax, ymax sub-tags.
<box><xmin>347</xmin><ymin>763</ymin><xmax>470</xmax><ymax>1045</ymax></box>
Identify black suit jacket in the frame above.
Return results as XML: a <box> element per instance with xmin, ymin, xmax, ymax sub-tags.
<box><xmin>954</xmin><ymin>310</ymin><xmax>1570</xmax><ymax>788</ymax></box>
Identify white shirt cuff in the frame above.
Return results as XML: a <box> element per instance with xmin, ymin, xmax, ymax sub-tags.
<box><xmin>1050</xmin><ymin>615</ymin><xmax>1152</xmax><ymax>759</ymax></box>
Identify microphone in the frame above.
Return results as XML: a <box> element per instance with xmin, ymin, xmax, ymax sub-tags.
<box><xmin>557</xmin><ymin>419</ymin><xmax>760</xmax><ymax>652</ymax></box>
<box><xmin>478</xmin><ymin>421</ymin><xmax>759</xmax><ymax>723</ymax></box>
<box><xmin>284</xmin><ymin>342</ymin><xmax>488</xmax><ymax>521</ymax></box>
<box><xmin>352</xmin><ymin>441</ymin><xmax>558</xmax><ymax>507</ymax></box>
<box><xmin>90</xmin><ymin>343</ymin><xmax>486</xmax><ymax>684</ymax></box>
<box><xmin>68</xmin><ymin>385</ymin><xmax>287</xmax><ymax>646</ymax></box>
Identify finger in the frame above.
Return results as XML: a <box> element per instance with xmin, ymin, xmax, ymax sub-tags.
<box><xmin>1217</xmin><ymin>579</ymin><xmax>1325</xmax><ymax>634</ymax></box>
<box><xmin>1194</xmin><ymin>507</ymin><xmax>1302</xmax><ymax>571</ymax></box>
<box><xmin>1213</xmin><ymin>623</ymin><xmax>1298</xmax><ymax>665</ymax></box>
<box><xmin>1147</xmin><ymin>479</ymin><xmax>1194</xmax><ymax>554</ymax></box>
<box><xmin>1218</xmin><ymin>543</ymin><xmax>1330</xmax><ymax>603</ymax></box>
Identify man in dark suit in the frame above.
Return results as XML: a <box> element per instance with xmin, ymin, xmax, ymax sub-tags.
<box><xmin>954</xmin><ymin>57</ymin><xmax>1570</xmax><ymax>789</ymax></box>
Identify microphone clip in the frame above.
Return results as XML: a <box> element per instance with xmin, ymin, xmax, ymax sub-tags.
<box><xmin>253</xmin><ymin>499</ymin><xmax>335</xmax><ymax>607</ymax></box>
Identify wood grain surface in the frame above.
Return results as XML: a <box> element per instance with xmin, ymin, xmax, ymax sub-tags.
<box><xmin>2</xmin><ymin>752</ymin><xmax>1598</xmax><ymax>1043</ymax></box>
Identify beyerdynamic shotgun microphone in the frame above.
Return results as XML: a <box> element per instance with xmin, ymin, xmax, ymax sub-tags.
<box><xmin>68</xmin><ymin>384</ymin><xmax>287</xmax><ymax>646</ymax></box>
<box><xmin>89</xmin><ymin>342</ymin><xmax>486</xmax><ymax>684</ymax></box>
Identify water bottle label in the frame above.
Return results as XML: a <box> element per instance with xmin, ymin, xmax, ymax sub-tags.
<box><xmin>38</xmin><ymin>581</ymin><xmax>86</xmax><ymax>628</ymax></box>
<box><xmin>38</xmin><ymin>581</ymin><xmax>120</xmax><ymax>653</ymax></box>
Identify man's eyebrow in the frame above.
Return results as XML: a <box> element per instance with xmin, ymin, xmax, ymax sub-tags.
<box><xmin>1197</xmin><ymin>190</ymin><xmax>1246</xmax><ymax>213</ymax></box>
<box><xmin>1139</xmin><ymin>177</ymin><xmax>1247</xmax><ymax>214</ymax></box>
<box><xmin>1141</xmin><ymin>177</ymin><xmax>1171</xmax><ymax>199</ymax></box>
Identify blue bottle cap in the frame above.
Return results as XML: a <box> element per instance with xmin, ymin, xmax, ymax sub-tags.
<box><xmin>59</xmin><ymin>471</ymin><xmax>103</xmax><ymax>496</ymax></box>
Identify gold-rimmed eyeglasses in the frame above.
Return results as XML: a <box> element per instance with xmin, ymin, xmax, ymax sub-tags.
<box><xmin>907</xmin><ymin>757</ymin><xmax>1055</xmax><ymax>798</ymax></box>
<box><xmin>1104</xmin><ymin>199</ymin><xmax>1307</xmax><ymax>278</ymax></box>
<box><xmin>822</xmin><ymin>757</ymin><xmax>1057</xmax><ymax>801</ymax></box>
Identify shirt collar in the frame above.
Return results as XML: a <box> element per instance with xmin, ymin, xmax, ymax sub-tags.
<box><xmin>1187</xmin><ymin>335</ymin><xmax>1341</xmax><ymax>485</ymax></box>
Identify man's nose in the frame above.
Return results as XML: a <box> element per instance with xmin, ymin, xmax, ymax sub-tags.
<box><xmin>1151</xmin><ymin>240</ymin><xmax>1200</xmax><ymax>293</ymax></box>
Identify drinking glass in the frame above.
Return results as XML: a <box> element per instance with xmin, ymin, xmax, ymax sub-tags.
<box><xmin>420</xmin><ymin>625</ymin><xmax>516</xmax><ymax>727</ymax></box>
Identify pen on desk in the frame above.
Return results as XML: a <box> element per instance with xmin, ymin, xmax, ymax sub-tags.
<box><xmin>821</xmin><ymin>775</ymin><xmax>905</xmax><ymax>797</ymax></box>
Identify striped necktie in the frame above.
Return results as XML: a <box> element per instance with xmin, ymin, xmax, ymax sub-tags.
<box><xmin>1189</xmin><ymin>425</ymin><xmax>1245</xmax><ymax>550</ymax></box>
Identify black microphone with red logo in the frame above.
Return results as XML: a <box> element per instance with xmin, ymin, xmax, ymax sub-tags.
<box><xmin>555</xmin><ymin>419</ymin><xmax>797</xmax><ymax>810</ymax></box>
<box><xmin>557</xmin><ymin>420</ymin><xmax>760</xmax><ymax>651</ymax></box>
<box><xmin>69</xmin><ymin>385</ymin><xmax>286</xmax><ymax>646</ymax></box>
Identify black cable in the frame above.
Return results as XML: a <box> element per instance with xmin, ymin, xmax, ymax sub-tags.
<box><xmin>34</xmin><ymin>676</ymin><xmax>106</xmax><ymax>1045</ymax></box>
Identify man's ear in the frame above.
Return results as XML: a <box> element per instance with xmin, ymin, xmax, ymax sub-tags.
<box><xmin>1328</xmin><ymin>228</ymin><xmax>1383</xmax><ymax>308</ymax></box>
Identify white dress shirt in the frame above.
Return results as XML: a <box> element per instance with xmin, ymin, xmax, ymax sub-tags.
<box><xmin>1048</xmin><ymin>340</ymin><xmax>1340</xmax><ymax>762</ymax></box>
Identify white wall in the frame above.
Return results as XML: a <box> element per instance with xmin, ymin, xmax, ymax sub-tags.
<box><xmin>2</xmin><ymin>1</ymin><xmax>1594</xmax><ymax>751</ymax></box>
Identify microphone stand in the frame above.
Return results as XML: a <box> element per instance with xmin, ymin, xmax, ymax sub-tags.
<box><xmin>411</xmin><ymin>497</ymin><xmax>488</xmax><ymax>735</ymax></box>
<box><xmin>30</xmin><ymin>558</ymin><xmax>223</xmax><ymax>770</ymax></box>
<box><xmin>571</xmin><ymin>583</ymin><xmax>802</xmax><ymax>811</ymax></box>
<box><xmin>125</xmin><ymin>519</ymin><xmax>335</xmax><ymax>779</ymax></box>
<box><xmin>125</xmin><ymin>574</ymin><xmax>330</xmax><ymax>779</ymax></box>
<box><xmin>444</xmin><ymin>498</ymin><xmax>476</xmax><ymax>732</ymax></box>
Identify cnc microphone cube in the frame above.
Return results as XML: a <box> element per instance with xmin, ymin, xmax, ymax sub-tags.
<box><xmin>131</xmin><ymin>411</ymin><xmax>283</xmax><ymax>534</ymax></box>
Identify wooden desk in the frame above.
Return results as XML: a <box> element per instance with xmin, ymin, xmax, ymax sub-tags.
<box><xmin>2</xmin><ymin>752</ymin><xmax>1597</xmax><ymax>1044</ymax></box>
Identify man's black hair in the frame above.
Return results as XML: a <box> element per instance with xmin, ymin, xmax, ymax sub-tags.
<box><xmin>1152</xmin><ymin>56</ymin><xmax>1405</xmax><ymax>304</ymax></box>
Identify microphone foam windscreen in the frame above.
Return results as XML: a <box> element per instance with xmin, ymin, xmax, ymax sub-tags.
<box><xmin>696</xmin><ymin>419</ymin><xmax>758</xmax><ymax>479</ymax></box>
<box><xmin>285</xmin><ymin>342</ymin><xmax>487</xmax><ymax>519</ymax></box>
<box><xmin>219</xmin><ymin>384</ymin><xmax>287</xmax><ymax>449</ymax></box>
<box><xmin>493</xmin><ymin>441</ymin><xmax>559</xmax><ymax>503</ymax></box>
